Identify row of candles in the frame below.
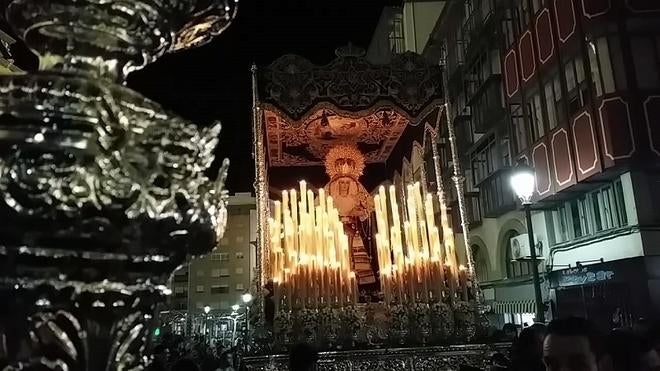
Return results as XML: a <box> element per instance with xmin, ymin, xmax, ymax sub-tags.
<box><xmin>268</xmin><ymin>181</ymin><xmax>359</xmax><ymax>311</ymax></box>
<box><xmin>374</xmin><ymin>182</ymin><xmax>469</xmax><ymax>304</ymax></box>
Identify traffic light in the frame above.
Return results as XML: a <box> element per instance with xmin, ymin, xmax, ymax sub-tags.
<box><xmin>154</xmin><ymin>327</ymin><xmax>161</xmax><ymax>337</ymax></box>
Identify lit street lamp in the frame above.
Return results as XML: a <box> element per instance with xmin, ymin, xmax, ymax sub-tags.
<box><xmin>241</xmin><ymin>293</ymin><xmax>253</xmax><ymax>352</ymax></box>
<box><xmin>510</xmin><ymin>160</ymin><xmax>545</xmax><ymax>323</ymax></box>
<box><xmin>231</xmin><ymin>304</ymin><xmax>240</xmax><ymax>312</ymax></box>
<box><xmin>203</xmin><ymin>305</ymin><xmax>211</xmax><ymax>342</ymax></box>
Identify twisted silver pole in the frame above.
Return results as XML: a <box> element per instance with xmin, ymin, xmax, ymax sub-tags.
<box><xmin>439</xmin><ymin>45</ymin><xmax>481</xmax><ymax>305</ymax></box>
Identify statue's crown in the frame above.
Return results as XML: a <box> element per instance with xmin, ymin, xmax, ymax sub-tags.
<box><xmin>324</xmin><ymin>143</ymin><xmax>365</xmax><ymax>179</ymax></box>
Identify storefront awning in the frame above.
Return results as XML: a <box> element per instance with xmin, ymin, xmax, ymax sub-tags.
<box><xmin>493</xmin><ymin>300</ymin><xmax>536</xmax><ymax>314</ymax></box>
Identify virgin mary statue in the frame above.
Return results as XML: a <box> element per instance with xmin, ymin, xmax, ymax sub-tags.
<box><xmin>323</xmin><ymin>144</ymin><xmax>377</xmax><ymax>289</ymax></box>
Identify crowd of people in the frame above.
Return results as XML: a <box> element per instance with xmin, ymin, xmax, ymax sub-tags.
<box><xmin>487</xmin><ymin>316</ymin><xmax>660</xmax><ymax>371</ymax></box>
<box><xmin>149</xmin><ymin>316</ymin><xmax>660</xmax><ymax>371</ymax></box>
<box><xmin>147</xmin><ymin>333</ymin><xmax>239</xmax><ymax>371</ymax></box>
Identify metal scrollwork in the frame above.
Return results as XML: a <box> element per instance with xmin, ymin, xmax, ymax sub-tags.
<box><xmin>0</xmin><ymin>0</ymin><xmax>236</xmax><ymax>368</ymax></box>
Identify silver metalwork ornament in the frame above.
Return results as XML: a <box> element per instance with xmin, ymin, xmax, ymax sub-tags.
<box><xmin>0</xmin><ymin>0</ymin><xmax>237</xmax><ymax>369</ymax></box>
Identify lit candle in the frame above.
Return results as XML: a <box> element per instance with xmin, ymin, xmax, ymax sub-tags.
<box><xmin>300</xmin><ymin>180</ymin><xmax>307</xmax><ymax>215</ymax></box>
<box><xmin>459</xmin><ymin>265</ymin><xmax>469</xmax><ymax>301</ymax></box>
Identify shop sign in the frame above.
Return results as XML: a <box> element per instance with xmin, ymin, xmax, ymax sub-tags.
<box><xmin>557</xmin><ymin>267</ymin><xmax>615</xmax><ymax>287</ymax></box>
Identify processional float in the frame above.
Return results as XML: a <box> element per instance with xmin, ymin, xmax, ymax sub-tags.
<box><xmin>0</xmin><ymin>0</ymin><xmax>237</xmax><ymax>369</ymax></box>
<box><xmin>247</xmin><ymin>46</ymin><xmax>500</xmax><ymax>369</ymax></box>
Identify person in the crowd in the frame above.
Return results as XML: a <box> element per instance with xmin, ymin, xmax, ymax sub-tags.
<box><xmin>510</xmin><ymin>323</ymin><xmax>546</xmax><ymax>371</ymax></box>
<box><xmin>289</xmin><ymin>343</ymin><xmax>319</xmax><ymax>371</ymax></box>
<box><xmin>171</xmin><ymin>358</ymin><xmax>200</xmax><ymax>371</ymax></box>
<box><xmin>542</xmin><ymin>317</ymin><xmax>604</xmax><ymax>371</ymax></box>
<box><xmin>502</xmin><ymin>323</ymin><xmax>518</xmax><ymax>342</ymax></box>
<box><xmin>604</xmin><ymin>329</ymin><xmax>660</xmax><ymax>371</ymax></box>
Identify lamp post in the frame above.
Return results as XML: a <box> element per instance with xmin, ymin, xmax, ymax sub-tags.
<box><xmin>241</xmin><ymin>293</ymin><xmax>253</xmax><ymax>352</ymax></box>
<box><xmin>510</xmin><ymin>161</ymin><xmax>545</xmax><ymax>323</ymax></box>
<box><xmin>203</xmin><ymin>305</ymin><xmax>211</xmax><ymax>342</ymax></box>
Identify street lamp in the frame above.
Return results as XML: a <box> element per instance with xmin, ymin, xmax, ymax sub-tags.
<box><xmin>203</xmin><ymin>305</ymin><xmax>211</xmax><ymax>342</ymax></box>
<box><xmin>241</xmin><ymin>293</ymin><xmax>253</xmax><ymax>304</ymax></box>
<box><xmin>231</xmin><ymin>304</ymin><xmax>240</xmax><ymax>312</ymax></box>
<box><xmin>241</xmin><ymin>292</ymin><xmax>253</xmax><ymax>352</ymax></box>
<box><xmin>510</xmin><ymin>160</ymin><xmax>545</xmax><ymax>323</ymax></box>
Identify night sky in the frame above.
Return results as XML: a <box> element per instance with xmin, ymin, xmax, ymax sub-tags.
<box><xmin>4</xmin><ymin>0</ymin><xmax>400</xmax><ymax>193</ymax></box>
<box><xmin>128</xmin><ymin>0</ymin><xmax>400</xmax><ymax>192</ymax></box>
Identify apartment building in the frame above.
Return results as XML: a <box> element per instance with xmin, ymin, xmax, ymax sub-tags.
<box><xmin>370</xmin><ymin>0</ymin><xmax>660</xmax><ymax>329</ymax></box>
<box><xmin>169</xmin><ymin>193</ymin><xmax>257</xmax><ymax>314</ymax></box>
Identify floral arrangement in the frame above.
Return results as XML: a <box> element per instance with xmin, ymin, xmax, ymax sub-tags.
<box><xmin>430</xmin><ymin>301</ymin><xmax>453</xmax><ymax>343</ymax></box>
<box><xmin>388</xmin><ymin>304</ymin><xmax>409</xmax><ymax>344</ymax></box>
<box><xmin>453</xmin><ymin>301</ymin><xmax>477</xmax><ymax>343</ymax></box>
<box><xmin>409</xmin><ymin>303</ymin><xmax>431</xmax><ymax>345</ymax></box>
<box><xmin>296</xmin><ymin>308</ymin><xmax>319</xmax><ymax>343</ymax></box>
<box><xmin>339</xmin><ymin>304</ymin><xmax>363</xmax><ymax>346</ymax></box>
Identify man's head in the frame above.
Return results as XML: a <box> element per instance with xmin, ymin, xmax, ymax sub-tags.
<box><xmin>543</xmin><ymin>317</ymin><xmax>603</xmax><ymax>371</ymax></box>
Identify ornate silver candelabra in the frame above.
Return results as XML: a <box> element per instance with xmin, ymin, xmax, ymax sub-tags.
<box><xmin>0</xmin><ymin>1</ymin><xmax>237</xmax><ymax>369</ymax></box>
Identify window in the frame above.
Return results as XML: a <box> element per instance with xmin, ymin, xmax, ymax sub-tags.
<box><xmin>472</xmin><ymin>245</ymin><xmax>489</xmax><ymax>282</ymax></box>
<box><xmin>510</xmin><ymin>104</ymin><xmax>528</xmax><ymax>152</ymax></box>
<box><xmin>235</xmin><ymin>267</ymin><xmax>244</xmax><ymax>274</ymax></box>
<box><xmin>543</xmin><ymin>75</ymin><xmax>564</xmax><ymax>130</ymax></box>
<box><xmin>563</xmin><ymin>56</ymin><xmax>589</xmax><ymax>116</ymax></box>
<box><xmin>174</xmin><ymin>286</ymin><xmax>185</xmax><ymax>294</ymax></box>
<box><xmin>388</xmin><ymin>12</ymin><xmax>404</xmax><ymax>54</ymax></box>
<box><xmin>515</xmin><ymin>0</ymin><xmax>532</xmax><ymax>32</ymax></box>
<box><xmin>236</xmin><ymin>283</ymin><xmax>245</xmax><ymax>291</ymax></box>
<box><xmin>471</xmin><ymin>137</ymin><xmax>497</xmax><ymax>185</ymax></box>
<box><xmin>505</xmin><ymin>230</ymin><xmax>532</xmax><ymax>278</ymax></box>
<box><xmin>211</xmin><ymin>285</ymin><xmax>230</xmax><ymax>294</ymax></box>
<box><xmin>196</xmin><ymin>270</ymin><xmax>204</xmax><ymax>277</ymax></box>
<box><xmin>211</xmin><ymin>268</ymin><xmax>229</xmax><ymax>278</ymax></box>
<box><xmin>631</xmin><ymin>36</ymin><xmax>660</xmax><ymax>90</ymax></box>
<box><xmin>211</xmin><ymin>253</ymin><xmax>230</xmax><ymax>261</ymax></box>
<box><xmin>528</xmin><ymin>91</ymin><xmax>546</xmax><ymax>141</ymax></box>
<box><xmin>235</xmin><ymin>252</ymin><xmax>244</xmax><ymax>259</ymax></box>
<box><xmin>196</xmin><ymin>285</ymin><xmax>205</xmax><ymax>293</ymax></box>
<box><xmin>502</xmin><ymin>8</ymin><xmax>516</xmax><ymax>48</ymax></box>
<box><xmin>550</xmin><ymin>180</ymin><xmax>628</xmax><ymax>245</ymax></box>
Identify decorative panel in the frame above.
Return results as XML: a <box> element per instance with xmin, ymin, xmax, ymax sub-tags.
<box><xmin>582</xmin><ymin>0</ymin><xmax>611</xmax><ymax>18</ymax></box>
<box><xmin>518</xmin><ymin>30</ymin><xmax>536</xmax><ymax>83</ymax></box>
<box><xmin>504</xmin><ymin>49</ymin><xmax>520</xmax><ymax>98</ymax></box>
<box><xmin>598</xmin><ymin>97</ymin><xmax>635</xmax><ymax>166</ymax></box>
<box><xmin>532</xmin><ymin>142</ymin><xmax>552</xmax><ymax>198</ymax></box>
<box><xmin>551</xmin><ymin>128</ymin><xmax>576</xmax><ymax>189</ymax></box>
<box><xmin>643</xmin><ymin>96</ymin><xmax>660</xmax><ymax>157</ymax></box>
<box><xmin>626</xmin><ymin>0</ymin><xmax>660</xmax><ymax>12</ymax></box>
<box><xmin>535</xmin><ymin>8</ymin><xmax>554</xmax><ymax>65</ymax></box>
<box><xmin>572</xmin><ymin>111</ymin><xmax>602</xmax><ymax>180</ymax></box>
<box><xmin>554</xmin><ymin>0</ymin><xmax>576</xmax><ymax>44</ymax></box>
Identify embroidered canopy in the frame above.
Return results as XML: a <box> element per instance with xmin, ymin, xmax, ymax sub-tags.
<box><xmin>258</xmin><ymin>45</ymin><xmax>444</xmax><ymax>172</ymax></box>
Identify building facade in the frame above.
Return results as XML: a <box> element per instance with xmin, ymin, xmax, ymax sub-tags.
<box><xmin>372</xmin><ymin>0</ymin><xmax>660</xmax><ymax>330</ymax></box>
<box><xmin>169</xmin><ymin>192</ymin><xmax>257</xmax><ymax>314</ymax></box>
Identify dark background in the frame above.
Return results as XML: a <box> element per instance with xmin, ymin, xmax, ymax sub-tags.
<box><xmin>5</xmin><ymin>0</ymin><xmax>399</xmax><ymax>192</ymax></box>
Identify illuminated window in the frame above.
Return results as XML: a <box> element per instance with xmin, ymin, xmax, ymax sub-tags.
<box><xmin>196</xmin><ymin>285</ymin><xmax>205</xmax><ymax>293</ymax></box>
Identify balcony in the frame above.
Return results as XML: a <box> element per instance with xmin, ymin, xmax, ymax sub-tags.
<box><xmin>461</xmin><ymin>0</ymin><xmax>502</xmax><ymax>63</ymax></box>
<box><xmin>477</xmin><ymin>167</ymin><xmax>516</xmax><ymax>218</ymax></box>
